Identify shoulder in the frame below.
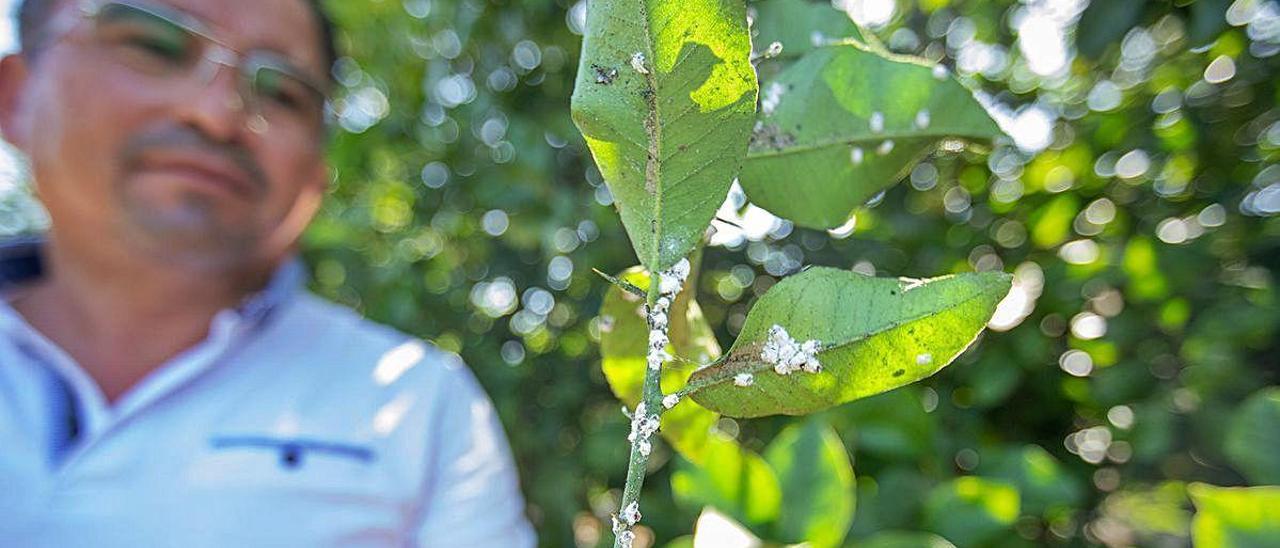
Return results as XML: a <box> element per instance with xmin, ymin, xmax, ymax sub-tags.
<box><xmin>260</xmin><ymin>290</ymin><xmax>481</xmax><ymax>401</ymax></box>
<box><xmin>280</xmin><ymin>291</ymin><xmax>419</xmax><ymax>352</ymax></box>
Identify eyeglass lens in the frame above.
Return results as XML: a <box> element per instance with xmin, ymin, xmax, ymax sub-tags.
<box><xmin>89</xmin><ymin>2</ymin><xmax>324</xmax><ymax>131</ymax></box>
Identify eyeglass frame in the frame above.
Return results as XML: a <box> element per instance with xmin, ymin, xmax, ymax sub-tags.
<box><xmin>36</xmin><ymin>0</ymin><xmax>334</xmax><ymax>135</ymax></box>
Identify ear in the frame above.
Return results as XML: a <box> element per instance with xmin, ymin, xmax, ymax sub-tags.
<box><xmin>0</xmin><ymin>54</ymin><xmax>31</xmax><ymax>149</ymax></box>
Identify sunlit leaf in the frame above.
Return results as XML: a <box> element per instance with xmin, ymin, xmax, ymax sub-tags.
<box><xmin>739</xmin><ymin>44</ymin><xmax>1003</xmax><ymax>229</ymax></box>
<box><xmin>672</xmin><ymin>433</ymin><xmax>782</xmax><ymax>527</ymax></box>
<box><xmin>1189</xmin><ymin>484</ymin><xmax>1280</xmax><ymax>547</ymax></box>
<box><xmin>1224</xmin><ymin>388</ymin><xmax>1280</xmax><ymax>485</ymax></box>
<box><xmin>763</xmin><ymin>417</ymin><xmax>855</xmax><ymax>548</ymax></box>
<box><xmin>1100</xmin><ymin>482</ymin><xmax>1191</xmax><ymax>539</ymax></box>
<box><xmin>570</xmin><ymin>0</ymin><xmax>758</xmax><ymax>270</ymax></box>
<box><xmin>1123</xmin><ymin>236</ymin><xmax>1170</xmax><ymax>302</ymax></box>
<box><xmin>923</xmin><ymin>477</ymin><xmax>1021</xmax><ymax>546</ymax></box>
<box><xmin>599</xmin><ymin>267</ymin><xmax>722</xmax><ymax>464</ymax></box>
<box><xmin>1029</xmin><ymin>194</ymin><xmax>1078</xmax><ymax>249</ymax></box>
<box><xmin>688</xmin><ymin>268</ymin><xmax>1011</xmax><ymax>418</ymax></box>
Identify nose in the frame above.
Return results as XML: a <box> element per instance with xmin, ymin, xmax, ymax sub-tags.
<box><xmin>173</xmin><ymin>55</ymin><xmax>251</xmax><ymax>143</ymax></box>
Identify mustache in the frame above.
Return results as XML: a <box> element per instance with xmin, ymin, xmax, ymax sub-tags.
<box><xmin>120</xmin><ymin>126</ymin><xmax>268</xmax><ymax>195</ymax></box>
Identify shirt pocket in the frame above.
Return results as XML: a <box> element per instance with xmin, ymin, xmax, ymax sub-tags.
<box><xmin>189</xmin><ymin>434</ymin><xmax>390</xmax><ymax>500</ymax></box>
<box><xmin>176</xmin><ymin>434</ymin><xmax>408</xmax><ymax>545</ymax></box>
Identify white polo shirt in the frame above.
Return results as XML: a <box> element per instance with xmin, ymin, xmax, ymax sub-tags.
<box><xmin>0</xmin><ymin>242</ymin><xmax>536</xmax><ymax>547</ymax></box>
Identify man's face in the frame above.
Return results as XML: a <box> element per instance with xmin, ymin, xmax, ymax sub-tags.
<box><xmin>0</xmin><ymin>0</ymin><xmax>330</xmax><ymax>270</ymax></box>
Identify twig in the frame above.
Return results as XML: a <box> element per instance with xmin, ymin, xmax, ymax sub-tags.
<box><xmin>612</xmin><ymin>278</ymin><xmax>664</xmax><ymax>548</ymax></box>
<box><xmin>593</xmin><ymin>268</ymin><xmax>648</xmax><ymax>299</ymax></box>
<box><xmin>611</xmin><ymin>258</ymin><xmax>691</xmax><ymax>547</ymax></box>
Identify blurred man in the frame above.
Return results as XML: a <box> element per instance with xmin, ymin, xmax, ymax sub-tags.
<box><xmin>0</xmin><ymin>0</ymin><xmax>535</xmax><ymax>545</ymax></box>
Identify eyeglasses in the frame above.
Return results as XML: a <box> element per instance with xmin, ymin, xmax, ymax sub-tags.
<box><xmin>46</xmin><ymin>0</ymin><xmax>330</xmax><ymax>136</ymax></box>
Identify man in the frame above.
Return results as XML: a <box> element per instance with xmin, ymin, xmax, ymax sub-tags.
<box><xmin>0</xmin><ymin>0</ymin><xmax>535</xmax><ymax>545</ymax></box>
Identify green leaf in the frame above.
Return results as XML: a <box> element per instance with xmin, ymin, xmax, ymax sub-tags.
<box><xmin>1189</xmin><ymin>0</ymin><xmax>1231</xmax><ymax>48</ymax></box>
<box><xmin>672</xmin><ymin>433</ymin><xmax>782</xmax><ymax>527</ymax></box>
<box><xmin>848</xmin><ymin>467</ymin><xmax>932</xmax><ymax>537</ymax></box>
<box><xmin>663</xmin><ymin>537</ymin><xmax>694</xmax><ymax>548</ymax></box>
<box><xmin>834</xmin><ymin>388</ymin><xmax>937</xmax><ymax>460</ymax></box>
<box><xmin>923</xmin><ymin>477</ymin><xmax>1021</xmax><ymax>546</ymax></box>
<box><xmin>763</xmin><ymin>417</ymin><xmax>855</xmax><ymax>548</ymax></box>
<box><xmin>858</xmin><ymin>532</ymin><xmax>957</xmax><ymax>548</ymax></box>
<box><xmin>978</xmin><ymin>445</ymin><xmax>1084</xmax><ymax>516</ymax></box>
<box><xmin>1100</xmin><ymin>482</ymin><xmax>1191</xmax><ymax>538</ymax></box>
<box><xmin>739</xmin><ymin>44</ymin><xmax>1003</xmax><ymax>229</ymax></box>
<box><xmin>1189</xmin><ymin>484</ymin><xmax>1280</xmax><ymax>547</ymax></box>
<box><xmin>751</xmin><ymin>0</ymin><xmax>863</xmax><ymax>60</ymax></box>
<box><xmin>688</xmin><ymin>268</ymin><xmax>1011</xmax><ymax>418</ymax></box>
<box><xmin>599</xmin><ymin>267</ymin><xmax>722</xmax><ymax>464</ymax></box>
<box><xmin>1224</xmin><ymin>388</ymin><xmax>1280</xmax><ymax>485</ymax></box>
<box><xmin>570</xmin><ymin>0</ymin><xmax>758</xmax><ymax>270</ymax></box>
<box><xmin>1076</xmin><ymin>0</ymin><xmax>1147</xmax><ymax>60</ymax></box>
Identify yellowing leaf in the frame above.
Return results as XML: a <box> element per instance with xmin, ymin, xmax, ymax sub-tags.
<box><xmin>571</xmin><ymin>0</ymin><xmax>757</xmax><ymax>270</ymax></box>
<box><xmin>687</xmin><ymin>268</ymin><xmax>1011</xmax><ymax>418</ymax></box>
<box><xmin>1189</xmin><ymin>484</ymin><xmax>1280</xmax><ymax>547</ymax></box>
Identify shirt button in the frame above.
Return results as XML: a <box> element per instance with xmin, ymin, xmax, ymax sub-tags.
<box><xmin>280</xmin><ymin>445</ymin><xmax>303</xmax><ymax>470</ymax></box>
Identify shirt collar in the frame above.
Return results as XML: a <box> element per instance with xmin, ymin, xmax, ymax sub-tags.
<box><xmin>235</xmin><ymin>257</ymin><xmax>305</xmax><ymax>323</ymax></box>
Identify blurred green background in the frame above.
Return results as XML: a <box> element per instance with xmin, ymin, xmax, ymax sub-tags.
<box><xmin>2</xmin><ymin>0</ymin><xmax>1278</xmax><ymax>546</ymax></box>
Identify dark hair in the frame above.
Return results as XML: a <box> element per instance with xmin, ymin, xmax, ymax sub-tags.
<box><xmin>16</xmin><ymin>0</ymin><xmax>338</xmax><ymax>80</ymax></box>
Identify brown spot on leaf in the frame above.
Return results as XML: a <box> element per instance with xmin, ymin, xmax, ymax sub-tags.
<box><xmin>592</xmin><ymin>64</ymin><xmax>618</xmax><ymax>85</ymax></box>
<box><xmin>749</xmin><ymin>123</ymin><xmax>796</xmax><ymax>152</ymax></box>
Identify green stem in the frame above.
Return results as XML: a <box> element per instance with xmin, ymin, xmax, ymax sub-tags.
<box><xmin>852</xmin><ymin>21</ymin><xmax>889</xmax><ymax>54</ymax></box>
<box><xmin>614</xmin><ymin>273</ymin><xmax>666</xmax><ymax>547</ymax></box>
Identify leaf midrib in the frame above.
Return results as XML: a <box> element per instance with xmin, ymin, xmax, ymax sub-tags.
<box><xmin>639</xmin><ymin>0</ymin><xmax>664</xmax><ymax>269</ymax></box>
<box><xmin>746</xmin><ymin>130</ymin><xmax>996</xmax><ymax>160</ymax></box>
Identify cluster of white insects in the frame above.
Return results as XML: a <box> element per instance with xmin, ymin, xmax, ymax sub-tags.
<box><xmin>761</xmin><ymin>324</ymin><xmax>823</xmax><ymax>375</ymax></box>
<box><xmin>644</xmin><ymin>258</ymin><xmax>691</xmax><ymax>372</ymax></box>
<box><xmin>612</xmin><ymin>499</ymin><xmax>642</xmax><ymax>546</ymax></box>
<box><xmin>629</xmin><ymin>52</ymin><xmax>649</xmax><ymax>75</ymax></box>
<box><xmin>615</xmin><ymin>258</ymin><xmax>692</xmax><ymax>547</ymax></box>
<box><xmin>732</xmin><ymin>324</ymin><xmax>824</xmax><ymax>388</ymax></box>
<box><xmin>624</xmin><ymin>401</ymin><xmax>660</xmax><ymax>459</ymax></box>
